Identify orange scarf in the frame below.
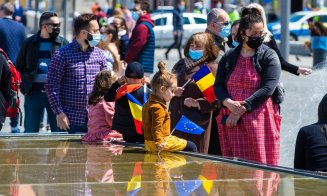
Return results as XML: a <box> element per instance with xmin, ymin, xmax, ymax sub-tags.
<box><xmin>115</xmin><ymin>83</ymin><xmax>143</xmax><ymax>101</ymax></box>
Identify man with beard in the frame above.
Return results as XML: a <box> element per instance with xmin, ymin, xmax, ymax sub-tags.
<box><xmin>17</xmin><ymin>12</ymin><xmax>68</xmax><ymax>133</ymax></box>
<box><xmin>45</xmin><ymin>13</ymin><xmax>107</xmax><ymax>133</ymax></box>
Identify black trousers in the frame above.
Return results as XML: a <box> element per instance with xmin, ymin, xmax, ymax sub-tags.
<box><xmin>166</xmin><ymin>30</ymin><xmax>183</xmax><ymax>59</ymax></box>
<box><xmin>208</xmin><ymin>109</ymin><xmax>221</xmax><ymax>155</ymax></box>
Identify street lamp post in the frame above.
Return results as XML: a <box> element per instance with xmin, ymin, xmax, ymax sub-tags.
<box><xmin>34</xmin><ymin>0</ymin><xmax>39</xmax><ymax>33</ymax></box>
<box><xmin>280</xmin><ymin>0</ymin><xmax>290</xmax><ymax>61</ymax></box>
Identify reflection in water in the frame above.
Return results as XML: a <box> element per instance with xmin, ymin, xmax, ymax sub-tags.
<box><xmin>85</xmin><ymin>143</ymin><xmax>123</xmax><ymax>183</ymax></box>
<box><xmin>0</xmin><ymin>141</ymin><xmax>20</xmax><ymax>196</ymax></box>
<box><xmin>217</xmin><ymin>164</ymin><xmax>280</xmax><ymax>196</ymax></box>
<box><xmin>85</xmin><ymin>143</ymin><xmax>124</xmax><ymax>195</ymax></box>
<box><xmin>142</xmin><ymin>153</ymin><xmax>187</xmax><ymax>195</ymax></box>
<box><xmin>45</xmin><ymin>141</ymin><xmax>88</xmax><ymax>196</ymax></box>
<box><xmin>0</xmin><ymin>139</ymin><xmax>326</xmax><ymax>195</ymax></box>
<box><xmin>141</xmin><ymin>153</ymin><xmax>281</xmax><ymax>196</ymax></box>
<box><xmin>294</xmin><ymin>177</ymin><xmax>327</xmax><ymax>195</ymax></box>
<box><xmin>173</xmin><ymin>162</ymin><xmax>219</xmax><ymax>195</ymax></box>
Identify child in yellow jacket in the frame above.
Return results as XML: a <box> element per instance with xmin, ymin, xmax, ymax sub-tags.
<box><xmin>142</xmin><ymin>61</ymin><xmax>198</xmax><ymax>153</ymax></box>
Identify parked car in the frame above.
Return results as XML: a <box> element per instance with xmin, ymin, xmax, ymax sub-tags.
<box><xmin>268</xmin><ymin>11</ymin><xmax>327</xmax><ymax>41</ymax></box>
<box><xmin>151</xmin><ymin>12</ymin><xmax>207</xmax><ymax>47</ymax></box>
<box><xmin>151</xmin><ymin>6</ymin><xmax>174</xmax><ymax>15</ymax></box>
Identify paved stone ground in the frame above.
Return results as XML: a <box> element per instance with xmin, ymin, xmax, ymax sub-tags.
<box><xmin>2</xmin><ymin>48</ymin><xmax>325</xmax><ymax>169</ymax></box>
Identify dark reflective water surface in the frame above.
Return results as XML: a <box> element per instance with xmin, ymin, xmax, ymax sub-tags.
<box><xmin>0</xmin><ymin>136</ymin><xmax>326</xmax><ymax>196</ymax></box>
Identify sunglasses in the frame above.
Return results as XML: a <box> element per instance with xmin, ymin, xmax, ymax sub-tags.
<box><xmin>214</xmin><ymin>21</ymin><xmax>230</xmax><ymax>27</ymax></box>
<box><xmin>45</xmin><ymin>23</ymin><xmax>61</xmax><ymax>28</ymax></box>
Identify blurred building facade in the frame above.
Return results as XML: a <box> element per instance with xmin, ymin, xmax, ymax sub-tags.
<box><xmin>1</xmin><ymin>0</ymin><xmax>327</xmax><ymax>14</ymax></box>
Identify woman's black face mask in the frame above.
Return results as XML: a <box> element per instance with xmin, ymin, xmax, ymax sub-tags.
<box><xmin>246</xmin><ymin>33</ymin><xmax>266</xmax><ymax>49</ymax></box>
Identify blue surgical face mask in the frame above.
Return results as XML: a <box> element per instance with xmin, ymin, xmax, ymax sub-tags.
<box><xmin>131</xmin><ymin>11</ymin><xmax>140</xmax><ymax>21</ymax></box>
<box><xmin>87</xmin><ymin>33</ymin><xmax>101</xmax><ymax>47</ymax></box>
<box><xmin>189</xmin><ymin>49</ymin><xmax>203</xmax><ymax>61</ymax></box>
<box><xmin>179</xmin><ymin>5</ymin><xmax>185</xmax><ymax>11</ymax></box>
<box><xmin>101</xmin><ymin>34</ymin><xmax>106</xmax><ymax>42</ymax></box>
<box><xmin>232</xmin><ymin>40</ymin><xmax>239</xmax><ymax>47</ymax></box>
<box><xmin>218</xmin><ymin>25</ymin><xmax>231</xmax><ymax>39</ymax></box>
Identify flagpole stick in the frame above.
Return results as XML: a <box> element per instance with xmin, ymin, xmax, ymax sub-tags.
<box><xmin>182</xmin><ymin>79</ymin><xmax>192</xmax><ymax>88</ymax></box>
<box><xmin>157</xmin><ymin>128</ymin><xmax>176</xmax><ymax>182</ymax></box>
<box><xmin>157</xmin><ymin>154</ymin><xmax>173</xmax><ymax>182</ymax></box>
<box><xmin>158</xmin><ymin>128</ymin><xmax>176</xmax><ymax>155</ymax></box>
<box><xmin>143</xmin><ymin>83</ymin><xmax>147</xmax><ymax>103</ymax></box>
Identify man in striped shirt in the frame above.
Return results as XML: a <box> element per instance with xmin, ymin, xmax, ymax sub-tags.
<box><xmin>45</xmin><ymin>13</ymin><xmax>107</xmax><ymax>133</ymax></box>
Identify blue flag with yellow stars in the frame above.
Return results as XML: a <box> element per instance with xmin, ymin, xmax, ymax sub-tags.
<box><xmin>174</xmin><ymin>115</ymin><xmax>205</xmax><ymax>135</ymax></box>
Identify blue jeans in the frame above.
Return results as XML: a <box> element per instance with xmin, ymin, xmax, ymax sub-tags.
<box><xmin>10</xmin><ymin>116</ymin><xmax>19</xmax><ymax>127</ymax></box>
<box><xmin>24</xmin><ymin>90</ymin><xmax>58</xmax><ymax>133</ymax></box>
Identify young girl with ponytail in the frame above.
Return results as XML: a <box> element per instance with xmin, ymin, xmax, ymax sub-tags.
<box><xmin>142</xmin><ymin>61</ymin><xmax>197</xmax><ymax>153</ymax></box>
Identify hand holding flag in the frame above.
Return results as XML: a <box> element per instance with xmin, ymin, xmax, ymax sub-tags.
<box><xmin>158</xmin><ymin>115</ymin><xmax>205</xmax><ymax>155</ymax></box>
<box><xmin>182</xmin><ymin>78</ymin><xmax>192</xmax><ymax>88</ymax></box>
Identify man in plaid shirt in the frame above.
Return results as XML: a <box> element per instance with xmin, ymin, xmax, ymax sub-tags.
<box><xmin>45</xmin><ymin>13</ymin><xmax>107</xmax><ymax>133</ymax></box>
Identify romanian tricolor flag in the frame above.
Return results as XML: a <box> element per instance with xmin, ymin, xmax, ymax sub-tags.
<box><xmin>127</xmin><ymin>162</ymin><xmax>142</xmax><ymax>195</ymax></box>
<box><xmin>198</xmin><ymin>163</ymin><xmax>217</xmax><ymax>194</ymax></box>
<box><xmin>126</xmin><ymin>93</ymin><xmax>143</xmax><ymax>134</ymax></box>
<box><xmin>192</xmin><ymin>65</ymin><xmax>216</xmax><ymax>103</ymax></box>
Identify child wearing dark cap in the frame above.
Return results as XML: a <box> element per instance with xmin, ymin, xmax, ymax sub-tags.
<box><xmin>104</xmin><ymin>61</ymin><xmax>150</xmax><ymax>143</ymax></box>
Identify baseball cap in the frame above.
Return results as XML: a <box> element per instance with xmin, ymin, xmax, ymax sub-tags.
<box><xmin>125</xmin><ymin>61</ymin><xmax>144</xmax><ymax>79</ymax></box>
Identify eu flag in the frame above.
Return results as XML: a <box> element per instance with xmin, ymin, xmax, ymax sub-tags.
<box><xmin>174</xmin><ymin>179</ymin><xmax>202</xmax><ymax>196</ymax></box>
<box><xmin>174</xmin><ymin>116</ymin><xmax>205</xmax><ymax>135</ymax></box>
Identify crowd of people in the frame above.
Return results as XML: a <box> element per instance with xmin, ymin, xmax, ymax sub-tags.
<box><xmin>0</xmin><ymin>0</ymin><xmax>326</xmax><ymax>173</ymax></box>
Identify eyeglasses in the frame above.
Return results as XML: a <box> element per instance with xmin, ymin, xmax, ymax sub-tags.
<box><xmin>246</xmin><ymin>32</ymin><xmax>267</xmax><ymax>39</ymax></box>
<box><xmin>45</xmin><ymin>23</ymin><xmax>61</xmax><ymax>28</ymax></box>
<box><xmin>214</xmin><ymin>21</ymin><xmax>230</xmax><ymax>27</ymax></box>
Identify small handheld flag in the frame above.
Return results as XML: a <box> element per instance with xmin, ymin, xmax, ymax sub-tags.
<box><xmin>174</xmin><ymin>116</ymin><xmax>205</xmax><ymax>135</ymax></box>
<box><xmin>158</xmin><ymin>116</ymin><xmax>205</xmax><ymax>155</ymax></box>
<box><xmin>126</xmin><ymin>93</ymin><xmax>143</xmax><ymax>134</ymax></box>
<box><xmin>192</xmin><ymin>65</ymin><xmax>216</xmax><ymax>103</ymax></box>
<box><xmin>143</xmin><ymin>84</ymin><xmax>148</xmax><ymax>104</ymax></box>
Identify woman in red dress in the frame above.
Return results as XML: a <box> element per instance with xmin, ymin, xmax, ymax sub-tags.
<box><xmin>214</xmin><ymin>8</ymin><xmax>282</xmax><ymax>166</ymax></box>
